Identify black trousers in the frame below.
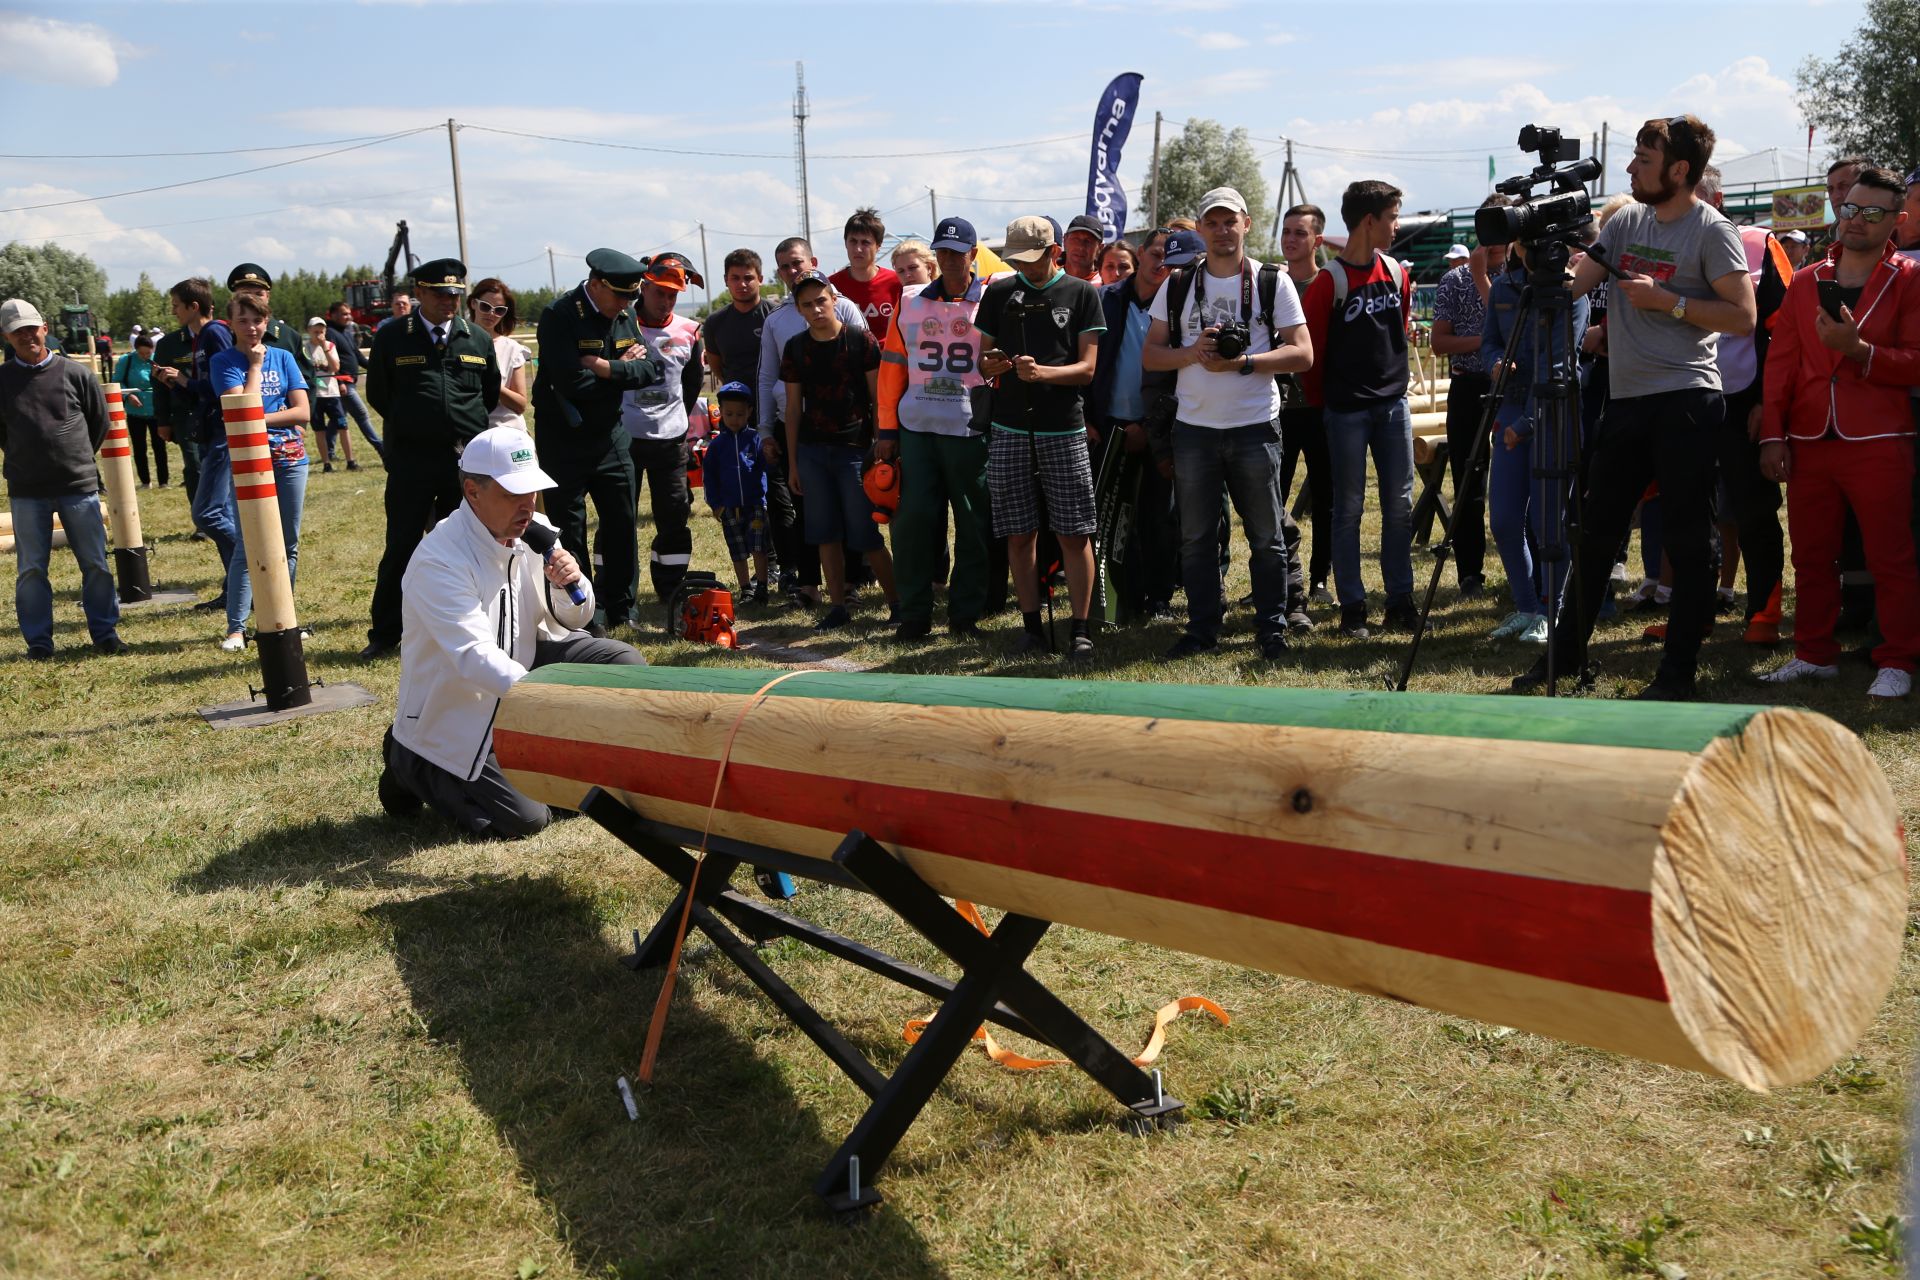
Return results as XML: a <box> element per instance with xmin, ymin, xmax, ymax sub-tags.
<box><xmin>1715</xmin><ymin>382</ymin><xmax>1782</xmax><ymax>621</ymax></box>
<box><xmin>550</xmin><ymin>440</ymin><xmax>640</xmax><ymax>626</ymax></box>
<box><xmin>386</xmin><ymin>632</ymin><xmax>646</xmax><ymax>838</ymax></box>
<box><xmin>1442</xmin><ymin>372</ymin><xmax>1493</xmax><ymax>583</ymax></box>
<box><xmin>368</xmin><ymin>458</ymin><xmax>462</xmax><ymax>647</ymax></box>
<box><xmin>630</xmin><ymin>435</ymin><xmax>692</xmax><ymax>602</ymax></box>
<box><xmin>128</xmin><ymin>419</ymin><xmax>169</xmax><ymax>486</ymax></box>
<box><xmin>1279</xmin><ymin>404</ymin><xmax>1332</xmax><ymax>588</ymax></box>
<box><xmin>1552</xmin><ymin>387</ymin><xmax>1723</xmax><ymax>681</ymax></box>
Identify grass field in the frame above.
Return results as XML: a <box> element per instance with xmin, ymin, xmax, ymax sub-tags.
<box><xmin>0</xmin><ymin>410</ymin><xmax>1913</xmax><ymax>1279</ymax></box>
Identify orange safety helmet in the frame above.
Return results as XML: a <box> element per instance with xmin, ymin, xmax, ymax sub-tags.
<box><xmin>863</xmin><ymin>457</ymin><xmax>901</xmax><ymax>525</ymax></box>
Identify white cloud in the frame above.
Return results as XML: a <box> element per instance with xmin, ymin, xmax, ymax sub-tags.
<box><xmin>242</xmin><ymin>236</ymin><xmax>293</xmax><ymax>260</ymax></box>
<box><xmin>317</xmin><ymin>237</ymin><xmax>356</xmax><ymax>259</ymax></box>
<box><xmin>1265</xmin><ymin>32</ymin><xmax>1299</xmax><ymax>46</ymax></box>
<box><xmin>1180</xmin><ymin>29</ymin><xmax>1248</xmax><ymax>50</ymax></box>
<box><xmin>0</xmin><ymin>16</ymin><xmax>122</xmax><ymax>87</ymax></box>
<box><xmin>0</xmin><ymin>184</ymin><xmax>182</xmax><ymax>272</ymax></box>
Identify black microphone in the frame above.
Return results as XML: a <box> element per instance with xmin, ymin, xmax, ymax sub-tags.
<box><xmin>518</xmin><ymin>520</ymin><xmax>588</xmax><ymax>607</ymax></box>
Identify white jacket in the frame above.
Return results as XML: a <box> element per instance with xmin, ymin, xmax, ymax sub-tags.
<box><xmin>392</xmin><ymin>503</ymin><xmax>594</xmax><ymax>780</ymax></box>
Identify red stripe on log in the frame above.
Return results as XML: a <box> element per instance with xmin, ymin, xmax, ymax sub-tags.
<box><xmin>226</xmin><ymin>431</ymin><xmax>269</xmax><ymax>449</ymax></box>
<box><xmin>232</xmin><ymin>457</ymin><xmax>275</xmax><ymax>474</ymax></box>
<box><xmin>222</xmin><ymin>406</ymin><xmax>267</xmax><ymax>422</ymax></box>
<box><xmin>100</xmin><ymin>447</ymin><xmax>131</xmax><ymax>458</ymax></box>
<box><xmin>495</xmin><ymin>730</ymin><xmax>1669</xmax><ymax>1001</ymax></box>
<box><xmin>234</xmin><ymin>484</ymin><xmax>278</xmax><ymax>500</ymax></box>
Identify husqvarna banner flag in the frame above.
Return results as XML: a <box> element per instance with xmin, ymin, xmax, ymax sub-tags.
<box><xmin>1085</xmin><ymin>73</ymin><xmax>1143</xmax><ymax>243</ymax></box>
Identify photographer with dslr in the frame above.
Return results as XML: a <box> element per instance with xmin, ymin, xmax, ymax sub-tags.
<box><xmin>1513</xmin><ymin>114</ymin><xmax>1754</xmax><ymax>700</ymax></box>
<box><xmin>1143</xmin><ymin>187</ymin><xmax>1313</xmax><ymax>661</ymax></box>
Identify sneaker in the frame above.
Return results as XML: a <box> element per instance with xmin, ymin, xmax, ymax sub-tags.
<box><xmin>754</xmin><ymin>869</ymin><xmax>799</xmax><ymax>900</ymax></box>
<box><xmin>750</xmin><ymin>581</ymin><xmax>769</xmax><ymax>607</ymax></box>
<box><xmin>1609</xmin><ymin>560</ymin><xmax>1630</xmax><ymax>584</ymax></box>
<box><xmin>219</xmin><ymin>631</ymin><xmax>246</xmax><ymax>653</ymax></box>
<box><xmin>1259</xmin><ymin>632</ymin><xmax>1291</xmax><ymax>661</ymax></box>
<box><xmin>893</xmin><ymin>618</ymin><xmax>933</xmax><ymax>641</ymax></box>
<box><xmin>358</xmin><ymin>639</ymin><xmax>397</xmax><ymax>661</ymax></box>
<box><xmin>1457</xmin><ymin>573</ymin><xmax>1485</xmax><ymax>601</ymax></box>
<box><xmin>1009</xmin><ymin>629</ymin><xmax>1051</xmax><ymax>656</ymax></box>
<box><xmin>815</xmin><ymin>605</ymin><xmax>852</xmax><ymax>632</ymax></box>
<box><xmin>346</xmin><ymin>461</ymin><xmax>361</xmax><ymax>472</ymax></box>
<box><xmin>93</xmin><ymin>634</ymin><xmax>129</xmax><ymax>655</ymax></box>
<box><xmin>1067</xmin><ymin>632</ymin><xmax>1095</xmax><ymax>663</ymax></box>
<box><xmin>1515</xmin><ymin>614</ymin><xmax>1549</xmax><ymax>645</ymax></box>
<box><xmin>1511</xmin><ymin>656</ymin><xmax>1599</xmax><ymax>694</ymax></box>
<box><xmin>1338</xmin><ymin>604</ymin><xmax>1370</xmax><ymax>639</ymax></box>
<box><xmin>1163</xmin><ymin>634</ymin><xmax>1217</xmax><ymax>660</ymax></box>
<box><xmin>1490</xmin><ymin>611</ymin><xmax>1531</xmax><ymax>640</ymax></box>
<box><xmin>1741</xmin><ymin>618</ymin><xmax>1781</xmax><ymax>646</ymax></box>
<box><xmin>1636</xmin><ymin>671</ymin><xmax>1697</xmax><ymax>701</ymax></box>
<box><xmin>25</xmin><ymin>646</ymin><xmax>53</xmax><ymax>662</ymax></box>
<box><xmin>948</xmin><ymin>619</ymin><xmax>982</xmax><ymax>638</ymax></box>
<box><xmin>1625</xmin><ymin>580</ymin><xmax>1662</xmax><ymax>612</ymax></box>
<box><xmin>1286</xmin><ymin>608</ymin><xmax>1314</xmax><ymax>634</ymax></box>
<box><xmin>1758</xmin><ymin>657</ymin><xmax>1839</xmax><ymax>685</ymax></box>
<box><xmin>1715</xmin><ymin>588</ymin><xmax>1739</xmax><ymax>615</ymax></box>
<box><xmin>1308</xmin><ymin>584</ymin><xmax>1334</xmax><ymax>607</ymax></box>
<box><xmin>193</xmin><ymin>595</ymin><xmax>226</xmax><ymax>612</ymax></box>
<box><xmin>1867</xmin><ymin>667</ymin><xmax>1912</xmax><ymax>700</ymax></box>
<box><xmin>322</xmin><ymin>462</ymin><xmax>335</xmax><ymax>474</ymax></box>
<box><xmin>1381</xmin><ymin>598</ymin><xmax>1424</xmax><ymax>633</ymax></box>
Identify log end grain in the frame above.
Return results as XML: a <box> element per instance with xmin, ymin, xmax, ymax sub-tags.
<box><xmin>1654</xmin><ymin>708</ymin><xmax>1906</xmax><ymax>1091</ymax></box>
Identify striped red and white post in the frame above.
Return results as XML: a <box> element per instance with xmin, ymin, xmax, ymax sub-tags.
<box><xmin>221</xmin><ymin>391</ymin><xmax>310</xmax><ymax>710</ymax></box>
<box><xmin>97</xmin><ymin>382</ymin><xmax>152</xmax><ymax>601</ymax></box>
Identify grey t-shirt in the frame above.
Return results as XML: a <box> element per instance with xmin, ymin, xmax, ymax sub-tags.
<box><xmin>1596</xmin><ymin>199</ymin><xmax>1747</xmax><ymax>398</ymax></box>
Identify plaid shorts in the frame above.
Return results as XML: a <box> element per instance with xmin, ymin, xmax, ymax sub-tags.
<box><xmin>988</xmin><ymin>427</ymin><xmax>1097</xmax><ymax>538</ymax></box>
<box><xmin>716</xmin><ymin>505</ymin><xmax>770</xmax><ymax>561</ymax></box>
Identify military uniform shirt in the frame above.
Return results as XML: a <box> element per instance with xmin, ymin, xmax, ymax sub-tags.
<box><xmin>365</xmin><ymin>311</ymin><xmax>501</xmax><ymax>461</ymax></box>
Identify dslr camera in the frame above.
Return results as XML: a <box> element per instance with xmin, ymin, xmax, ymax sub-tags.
<box><xmin>1475</xmin><ymin>125</ymin><xmax>1604</xmax><ymax>251</ymax></box>
<box><xmin>1212</xmin><ymin>319</ymin><xmax>1252</xmax><ymax>360</ymax></box>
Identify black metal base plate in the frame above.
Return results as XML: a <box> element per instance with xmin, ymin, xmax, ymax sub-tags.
<box><xmin>198</xmin><ymin>680</ymin><xmax>376</xmax><ymax>729</ymax></box>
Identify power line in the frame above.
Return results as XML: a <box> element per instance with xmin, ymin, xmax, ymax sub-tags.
<box><xmin>0</xmin><ymin>127</ymin><xmax>439</xmax><ymax>214</ymax></box>
<box><xmin>459</xmin><ymin>122</ymin><xmax>1085</xmax><ymax>161</ymax></box>
<box><xmin>0</xmin><ymin>132</ymin><xmax>438</xmax><ymax>161</ymax></box>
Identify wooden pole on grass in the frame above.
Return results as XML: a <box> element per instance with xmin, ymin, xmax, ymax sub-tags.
<box><xmin>97</xmin><ymin>383</ymin><xmax>152</xmax><ymax>602</ymax></box>
<box><xmin>493</xmin><ymin>668</ymin><xmax>1906</xmax><ymax>1092</ymax></box>
<box><xmin>221</xmin><ymin>391</ymin><xmax>311</xmax><ymax>710</ymax></box>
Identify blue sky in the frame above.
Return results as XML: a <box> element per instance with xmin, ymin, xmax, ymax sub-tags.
<box><xmin>0</xmin><ymin>1</ymin><xmax>1868</xmax><ymax>294</ymax></box>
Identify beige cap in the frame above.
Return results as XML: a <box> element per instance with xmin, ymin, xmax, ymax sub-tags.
<box><xmin>0</xmin><ymin>298</ymin><xmax>45</xmax><ymax>333</ymax></box>
<box><xmin>1197</xmin><ymin>186</ymin><xmax>1249</xmax><ymax>218</ymax></box>
<box><xmin>1001</xmin><ymin>215</ymin><xmax>1057</xmax><ymax>265</ymax></box>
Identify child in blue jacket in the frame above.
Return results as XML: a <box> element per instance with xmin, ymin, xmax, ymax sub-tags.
<box><xmin>703</xmin><ymin>381</ymin><xmax>774</xmax><ymax>603</ymax></box>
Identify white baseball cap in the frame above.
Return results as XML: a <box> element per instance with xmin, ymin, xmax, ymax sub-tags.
<box><xmin>1</xmin><ymin>299</ymin><xmax>45</xmax><ymax>333</ymax></box>
<box><xmin>460</xmin><ymin>425</ymin><xmax>555</xmax><ymax>494</ymax></box>
<box><xmin>1445</xmin><ymin>243</ymin><xmax>1471</xmax><ymax>261</ymax></box>
<box><xmin>1197</xmin><ymin>186</ymin><xmax>1249</xmax><ymax>217</ymax></box>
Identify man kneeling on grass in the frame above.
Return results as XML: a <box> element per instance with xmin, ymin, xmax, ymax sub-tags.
<box><xmin>379</xmin><ymin>425</ymin><xmax>644</xmax><ymax>838</ymax></box>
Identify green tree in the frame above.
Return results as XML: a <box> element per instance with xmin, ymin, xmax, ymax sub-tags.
<box><xmin>1138</xmin><ymin>118</ymin><xmax>1272</xmax><ymax>253</ymax></box>
<box><xmin>0</xmin><ymin>241</ymin><xmax>109</xmax><ymax>324</ymax></box>
<box><xmin>104</xmin><ymin>271</ymin><xmax>171</xmax><ymax>336</ymax></box>
<box><xmin>1795</xmin><ymin>0</ymin><xmax>1920</xmax><ymax>170</ymax></box>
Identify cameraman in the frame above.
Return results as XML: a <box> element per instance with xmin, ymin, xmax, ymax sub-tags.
<box><xmin>1514</xmin><ymin>114</ymin><xmax>1755</xmax><ymax>700</ymax></box>
<box><xmin>1143</xmin><ymin>187</ymin><xmax>1313</xmax><ymax>661</ymax></box>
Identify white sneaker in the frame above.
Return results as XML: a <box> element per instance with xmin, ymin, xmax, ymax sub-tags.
<box><xmin>219</xmin><ymin>632</ymin><xmax>245</xmax><ymax>653</ymax></box>
<box><xmin>1516</xmin><ymin>614</ymin><xmax>1550</xmax><ymax>645</ymax></box>
<box><xmin>1609</xmin><ymin>560</ymin><xmax>1629</xmax><ymax>584</ymax></box>
<box><xmin>1867</xmin><ymin>667</ymin><xmax>1912</xmax><ymax>700</ymax></box>
<box><xmin>1758</xmin><ymin>657</ymin><xmax>1839</xmax><ymax>685</ymax></box>
<box><xmin>1490</xmin><ymin>611</ymin><xmax>1530</xmax><ymax>639</ymax></box>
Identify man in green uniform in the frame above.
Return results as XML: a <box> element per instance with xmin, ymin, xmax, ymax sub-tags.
<box><xmin>225</xmin><ymin>263</ymin><xmax>315</xmax><ymax>389</ymax></box>
<box><xmin>359</xmin><ymin>258</ymin><xmax>501</xmax><ymax>660</ymax></box>
<box><xmin>531</xmin><ymin>248</ymin><xmax>661</xmax><ymax>631</ymax></box>
<box><xmin>149</xmin><ymin>320</ymin><xmax>201</xmax><ymax>504</ymax></box>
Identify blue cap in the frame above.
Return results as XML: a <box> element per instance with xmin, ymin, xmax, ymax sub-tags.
<box><xmin>931</xmin><ymin>217</ymin><xmax>978</xmax><ymax>252</ymax></box>
<box><xmin>716</xmin><ymin>380</ymin><xmax>753</xmax><ymax>402</ymax></box>
<box><xmin>792</xmin><ymin>268</ymin><xmax>832</xmax><ymax>296</ymax></box>
<box><xmin>1163</xmin><ymin>229</ymin><xmax>1205</xmax><ymax>268</ymax></box>
<box><xmin>1044</xmin><ymin>216</ymin><xmax>1064</xmax><ymax>245</ymax></box>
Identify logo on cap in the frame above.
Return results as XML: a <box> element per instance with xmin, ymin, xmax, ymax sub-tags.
<box><xmin>510</xmin><ymin>448</ymin><xmax>533</xmax><ymax>464</ymax></box>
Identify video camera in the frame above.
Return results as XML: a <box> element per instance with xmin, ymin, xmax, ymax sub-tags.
<box><xmin>1475</xmin><ymin>125</ymin><xmax>1605</xmax><ymax>250</ymax></box>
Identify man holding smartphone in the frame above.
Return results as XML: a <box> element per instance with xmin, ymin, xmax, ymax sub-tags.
<box><xmin>1514</xmin><ymin>114</ymin><xmax>1755</xmax><ymax>700</ymax></box>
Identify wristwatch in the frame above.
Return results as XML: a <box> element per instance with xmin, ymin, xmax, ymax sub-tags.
<box><xmin>1669</xmin><ymin>294</ymin><xmax>1688</xmax><ymax>322</ymax></box>
<box><xmin>1238</xmin><ymin>354</ymin><xmax>1255</xmax><ymax>376</ymax></box>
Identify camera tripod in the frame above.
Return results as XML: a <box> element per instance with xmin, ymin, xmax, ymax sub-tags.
<box><xmin>1394</xmin><ymin>236</ymin><xmax>1599</xmax><ymax>696</ymax></box>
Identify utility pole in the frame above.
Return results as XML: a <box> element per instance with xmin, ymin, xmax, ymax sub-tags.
<box><xmin>1598</xmin><ymin>122</ymin><xmax>1609</xmax><ymax>197</ymax></box>
<box><xmin>928</xmin><ymin>188</ymin><xmax>938</xmax><ymax>233</ymax></box>
<box><xmin>547</xmin><ymin>247</ymin><xmax>557</xmax><ymax>292</ymax></box>
<box><xmin>446</xmin><ymin>118</ymin><xmax>469</xmax><ymax>268</ymax></box>
<box><xmin>1147</xmin><ymin>111</ymin><xmax>1162</xmax><ymax>231</ymax></box>
<box><xmin>1269</xmin><ymin>138</ymin><xmax>1304</xmax><ymax>247</ymax></box>
<box><xmin>792</xmin><ymin>62</ymin><xmax>812</xmax><ymax>244</ymax></box>
<box><xmin>698</xmin><ymin>222</ymin><xmax>713</xmax><ymax>315</ymax></box>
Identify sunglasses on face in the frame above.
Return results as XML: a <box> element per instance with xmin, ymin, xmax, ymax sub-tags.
<box><xmin>1836</xmin><ymin>202</ymin><xmax>1897</xmax><ymax>224</ymax></box>
<box><xmin>472</xmin><ymin>301</ymin><xmax>509</xmax><ymax>316</ymax></box>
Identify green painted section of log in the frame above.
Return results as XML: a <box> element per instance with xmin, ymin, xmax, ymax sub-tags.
<box><xmin>518</xmin><ymin>666</ymin><xmax>1763</xmax><ymax>753</ymax></box>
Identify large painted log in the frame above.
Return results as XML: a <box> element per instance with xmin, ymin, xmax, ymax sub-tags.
<box><xmin>495</xmin><ymin>668</ymin><xmax>1906</xmax><ymax>1091</ymax></box>
<box><xmin>98</xmin><ymin>383</ymin><xmax>153</xmax><ymax>602</ymax></box>
<box><xmin>221</xmin><ymin>392</ymin><xmax>310</xmax><ymax>710</ymax></box>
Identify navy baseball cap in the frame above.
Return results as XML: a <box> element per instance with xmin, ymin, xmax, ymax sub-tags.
<box><xmin>716</xmin><ymin>381</ymin><xmax>753</xmax><ymax>402</ymax></box>
<box><xmin>792</xmin><ymin>269</ymin><xmax>832</xmax><ymax>296</ymax></box>
<box><xmin>931</xmin><ymin>218</ymin><xmax>978</xmax><ymax>252</ymax></box>
<box><xmin>1163</xmin><ymin>229</ymin><xmax>1205</xmax><ymax>267</ymax></box>
<box><xmin>1044</xmin><ymin>216</ymin><xmax>1064</xmax><ymax>245</ymax></box>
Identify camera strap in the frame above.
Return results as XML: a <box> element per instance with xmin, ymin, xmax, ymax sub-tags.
<box><xmin>1191</xmin><ymin>257</ymin><xmax>1255</xmax><ymax>326</ymax></box>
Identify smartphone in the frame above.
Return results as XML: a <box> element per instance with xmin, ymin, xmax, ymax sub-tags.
<box><xmin>1817</xmin><ymin>279</ymin><xmax>1846</xmax><ymax>322</ymax></box>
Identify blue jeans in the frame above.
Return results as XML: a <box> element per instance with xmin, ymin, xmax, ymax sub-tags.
<box><xmin>226</xmin><ymin>456</ymin><xmax>309</xmax><ymax>635</ymax></box>
<box><xmin>1172</xmin><ymin>421</ymin><xmax>1291</xmax><ymax>643</ymax></box>
<box><xmin>191</xmin><ymin>440</ymin><xmax>240</xmax><ymax>602</ymax></box>
<box><xmin>339</xmin><ymin>380</ymin><xmax>383</xmax><ymax>456</ymax></box>
<box><xmin>1324</xmin><ymin>399</ymin><xmax>1415</xmax><ymax>608</ymax></box>
<box><xmin>11</xmin><ymin>492</ymin><xmax>119</xmax><ymax>651</ymax></box>
<box><xmin>797</xmin><ymin>442</ymin><xmax>883</xmax><ymax>552</ymax></box>
<box><xmin>1488</xmin><ymin>430</ymin><xmax>1542</xmax><ymax>615</ymax></box>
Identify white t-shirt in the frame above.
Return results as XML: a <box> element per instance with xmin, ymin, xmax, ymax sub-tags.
<box><xmin>489</xmin><ymin>335</ymin><xmax>529</xmax><ymax>429</ymax></box>
<box><xmin>1149</xmin><ymin>257</ymin><xmax>1305</xmax><ymax>428</ymax></box>
<box><xmin>302</xmin><ymin>338</ymin><xmax>340</xmax><ymax>398</ymax></box>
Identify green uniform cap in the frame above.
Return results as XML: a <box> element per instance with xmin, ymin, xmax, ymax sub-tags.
<box><xmin>411</xmin><ymin>258</ymin><xmax>469</xmax><ymax>293</ymax></box>
<box><xmin>227</xmin><ymin>262</ymin><xmax>273</xmax><ymax>291</ymax></box>
<box><xmin>585</xmin><ymin>247</ymin><xmax>645</xmax><ymax>294</ymax></box>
